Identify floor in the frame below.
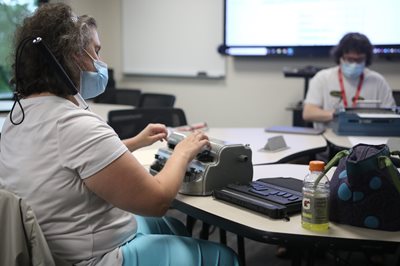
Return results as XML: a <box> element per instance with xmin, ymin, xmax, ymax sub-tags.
<box><xmin>166</xmin><ymin>208</ymin><xmax>400</xmax><ymax>266</ymax></box>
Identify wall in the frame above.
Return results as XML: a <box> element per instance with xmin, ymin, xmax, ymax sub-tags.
<box><xmin>66</xmin><ymin>0</ymin><xmax>400</xmax><ymax>127</ymax></box>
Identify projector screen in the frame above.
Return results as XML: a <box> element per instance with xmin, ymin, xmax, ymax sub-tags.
<box><xmin>221</xmin><ymin>0</ymin><xmax>400</xmax><ymax>57</ymax></box>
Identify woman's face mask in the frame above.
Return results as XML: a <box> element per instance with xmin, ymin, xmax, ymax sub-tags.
<box><xmin>79</xmin><ymin>49</ymin><xmax>109</xmax><ymax>99</ymax></box>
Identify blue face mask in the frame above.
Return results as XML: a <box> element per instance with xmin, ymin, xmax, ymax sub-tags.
<box><xmin>340</xmin><ymin>60</ymin><xmax>365</xmax><ymax>79</ymax></box>
<box><xmin>79</xmin><ymin>58</ymin><xmax>109</xmax><ymax>100</ymax></box>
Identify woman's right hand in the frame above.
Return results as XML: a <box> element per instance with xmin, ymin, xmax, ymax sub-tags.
<box><xmin>172</xmin><ymin>131</ymin><xmax>210</xmax><ymax>163</ymax></box>
<box><xmin>85</xmin><ymin>130</ymin><xmax>210</xmax><ymax>217</ymax></box>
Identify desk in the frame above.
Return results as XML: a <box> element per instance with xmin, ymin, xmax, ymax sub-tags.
<box><xmin>133</xmin><ymin>128</ymin><xmax>327</xmax><ymax>167</ymax></box>
<box><xmin>0</xmin><ymin>101</ymin><xmax>133</xmax><ymax>121</ymax></box>
<box><xmin>323</xmin><ymin>128</ymin><xmax>400</xmax><ymax>149</ymax></box>
<box><xmin>88</xmin><ymin>102</ymin><xmax>133</xmax><ymax>121</ymax></box>
<box><xmin>0</xmin><ymin>102</ymin><xmax>132</xmax><ymax>134</ymax></box>
<box><xmin>0</xmin><ymin>101</ymin><xmax>132</xmax><ymax>118</ymax></box>
<box><xmin>206</xmin><ymin>128</ymin><xmax>326</xmax><ymax>165</ymax></box>
<box><xmin>172</xmin><ymin>164</ymin><xmax>400</xmax><ymax>264</ymax></box>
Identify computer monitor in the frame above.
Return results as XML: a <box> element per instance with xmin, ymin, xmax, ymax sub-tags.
<box><xmin>220</xmin><ymin>0</ymin><xmax>400</xmax><ymax>57</ymax></box>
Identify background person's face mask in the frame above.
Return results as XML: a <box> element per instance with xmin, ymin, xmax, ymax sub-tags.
<box><xmin>79</xmin><ymin>51</ymin><xmax>109</xmax><ymax>99</ymax></box>
<box><xmin>340</xmin><ymin>58</ymin><xmax>365</xmax><ymax>79</ymax></box>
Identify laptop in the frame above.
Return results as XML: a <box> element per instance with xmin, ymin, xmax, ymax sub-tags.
<box><xmin>265</xmin><ymin>126</ymin><xmax>324</xmax><ymax>135</ymax></box>
<box><xmin>213</xmin><ymin>177</ymin><xmax>303</xmax><ymax>219</ymax></box>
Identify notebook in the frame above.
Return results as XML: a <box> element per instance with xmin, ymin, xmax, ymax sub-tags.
<box><xmin>265</xmin><ymin>126</ymin><xmax>324</xmax><ymax>135</ymax></box>
<box><xmin>213</xmin><ymin>177</ymin><xmax>303</xmax><ymax>219</ymax></box>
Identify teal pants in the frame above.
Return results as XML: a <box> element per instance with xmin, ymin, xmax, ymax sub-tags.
<box><xmin>121</xmin><ymin>215</ymin><xmax>239</xmax><ymax>266</ymax></box>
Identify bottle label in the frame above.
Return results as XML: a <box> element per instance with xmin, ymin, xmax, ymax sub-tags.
<box><xmin>302</xmin><ymin>194</ymin><xmax>329</xmax><ymax>224</ymax></box>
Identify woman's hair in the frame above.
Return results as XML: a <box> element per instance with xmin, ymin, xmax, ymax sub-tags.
<box><xmin>331</xmin><ymin>32</ymin><xmax>373</xmax><ymax>66</ymax></box>
<box><xmin>11</xmin><ymin>3</ymin><xmax>97</xmax><ymax>98</ymax></box>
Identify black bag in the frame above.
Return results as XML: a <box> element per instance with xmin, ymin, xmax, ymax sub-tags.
<box><xmin>324</xmin><ymin>143</ymin><xmax>400</xmax><ymax>231</ymax></box>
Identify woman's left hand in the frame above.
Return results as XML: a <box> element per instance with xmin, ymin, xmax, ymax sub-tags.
<box><xmin>135</xmin><ymin>123</ymin><xmax>168</xmax><ymax>147</ymax></box>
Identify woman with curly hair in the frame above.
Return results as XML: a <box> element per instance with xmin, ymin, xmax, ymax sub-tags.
<box><xmin>0</xmin><ymin>3</ymin><xmax>239</xmax><ymax>266</ymax></box>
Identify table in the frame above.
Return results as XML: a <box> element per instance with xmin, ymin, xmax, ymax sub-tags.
<box><xmin>209</xmin><ymin>128</ymin><xmax>326</xmax><ymax>165</ymax></box>
<box><xmin>0</xmin><ymin>101</ymin><xmax>133</xmax><ymax>134</ymax></box>
<box><xmin>323</xmin><ymin>128</ymin><xmax>400</xmax><ymax>149</ymax></box>
<box><xmin>0</xmin><ymin>100</ymin><xmax>133</xmax><ymax>125</ymax></box>
<box><xmin>172</xmin><ymin>164</ymin><xmax>400</xmax><ymax>265</ymax></box>
<box><xmin>133</xmin><ymin>128</ymin><xmax>327</xmax><ymax>167</ymax></box>
<box><xmin>0</xmin><ymin>101</ymin><xmax>133</xmax><ymax>122</ymax></box>
<box><xmin>88</xmin><ymin>102</ymin><xmax>133</xmax><ymax>121</ymax></box>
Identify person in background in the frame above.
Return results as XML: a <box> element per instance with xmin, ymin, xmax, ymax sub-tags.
<box><xmin>0</xmin><ymin>3</ymin><xmax>239</xmax><ymax>266</ymax></box>
<box><xmin>282</xmin><ymin>33</ymin><xmax>397</xmax><ymax>261</ymax></box>
<box><xmin>303</xmin><ymin>32</ymin><xmax>395</xmax><ymax>130</ymax></box>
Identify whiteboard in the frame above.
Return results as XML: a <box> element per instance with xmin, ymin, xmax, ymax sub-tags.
<box><xmin>121</xmin><ymin>0</ymin><xmax>225</xmax><ymax>78</ymax></box>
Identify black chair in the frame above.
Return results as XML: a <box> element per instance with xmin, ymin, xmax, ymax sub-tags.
<box><xmin>114</xmin><ymin>88</ymin><xmax>142</xmax><ymax>106</ymax></box>
<box><xmin>393</xmin><ymin>90</ymin><xmax>400</xmax><ymax>106</ymax></box>
<box><xmin>138</xmin><ymin>93</ymin><xmax>176</xmax><ymax>108</ymax></box>
<box><xmin>108</xmin><ymin>107</ymin><xmax>187</xmax><ymax>139</ymax></box>
<box><xmin>94</xmin><ymin>88</ymin><xmax>141</xmax><ymax>106</ymax></box>
<box><xmin>93</xmin><ymin>69</ymin><xmax>116</xmax><ymax>103</ymax></box>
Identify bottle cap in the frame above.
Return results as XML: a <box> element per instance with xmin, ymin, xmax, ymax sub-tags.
<box><xmin>309</xmin><ymin>160</ymin><xmax>325</xmax><ymax>171</ymax></box>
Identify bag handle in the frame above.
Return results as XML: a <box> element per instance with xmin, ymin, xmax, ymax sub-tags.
<box><xmin>390</xmin><ymin>150</ymin><xmax>400</xmax><ymax>157</ymax></box>
<box><xmin>313</xmin><ymin>150</ymin><xmax>349</xmax><ymax>188</ymax></box>
<box><xmin>313</xmin><ymin>148</ymin><xmax>400</xmax><ymax>191</ymax></box>
<box><xmin>378</xmin><ymin>156</ymin><xmax>400</xmax><ymax>194</ymax></box>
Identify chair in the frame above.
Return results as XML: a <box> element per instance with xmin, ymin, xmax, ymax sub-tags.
<box><xmin>93</xmin><ymin>87</ymin><xmax>116</xmax><ymax>103</ymax></box>
<box><xmin>0</xmin><ymin>189</ymin><xmax>63</xmax><ymax>266</ymax></box>
<box><xmin>392</xmin><ymin>90</ymin><xmax>400</xmax><ymax>106</ymax></box>
<box><xmin>137</xmin><ymin>93</ymin><xmax>176</xmax><ymax>108</ymax></box>
<box><xmin>108</xmin><ymin>108</ymin><xmax>187</xmax><ymax>139</ymax></box>
<box><xmin>94</xmin><ymin>88</ymin><xmax>142</xmax><ymax>106</ymax></box>
<box><xmin>114</xmin><ymin>88</ymin><xmax>142</xmax><ymax>106</ymax></box>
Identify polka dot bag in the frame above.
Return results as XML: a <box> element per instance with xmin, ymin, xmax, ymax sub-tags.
<box><xmin>328</xmin><ymin>143</ymin><xmax>400</xmax><ymax>231</ymax></box>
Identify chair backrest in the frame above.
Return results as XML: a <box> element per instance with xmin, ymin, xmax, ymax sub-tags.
<box><xmin>92</xmin><ymin>68</ymin><xmax>117</xmax><ymax>103</ymax></box>
<box><xmin>93</xmin><ymin>88</ymin><xmax>141</xmax><ymax>106</ymax></box>
<box><xmin>114</xmin><ymin>88</ymin><xmax>142</xmax><ymax>106</ymax></box>
<box><xmin>108</xmin><ymin>108</ymin><xmax>187</xmax><ymax>139</ymax></box>
<box><xmin>93</xmin><ymin>86</ymin><xmax>116</xmax><ymax>104</ymax></box>
<box><xmin>0</xmin><ymin>189</ymin><xmax>57</xmax><ymax>266</ymax></box>
<box><xmin>392</xmin><ymin>90</ymin><xmax>400</xmax><ymax>106</ymax></box>
<box><xmin>137</xmin><ymin>93</ymin><xmax>176</xmax><ymax>108</ymax></box>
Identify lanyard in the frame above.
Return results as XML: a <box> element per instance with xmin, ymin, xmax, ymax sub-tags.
<box><xmin>338</xmin><ymin>68</ymin><xmax>364</xmax><ymax>108</ymax></box>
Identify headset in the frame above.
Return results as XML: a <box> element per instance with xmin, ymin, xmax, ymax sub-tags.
<box><xmin>11</xmin><ymin>36</ymin><xmax>90</xmax><ymax>125</ymax></box>
<box><xmin>32</xmin><ymin>37</ymin><xmax>89</xmax><ymax>110</ymax></box>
